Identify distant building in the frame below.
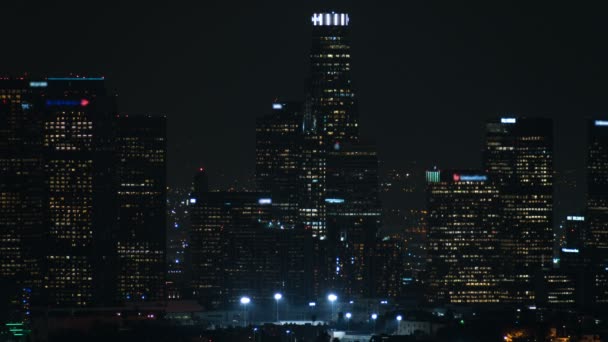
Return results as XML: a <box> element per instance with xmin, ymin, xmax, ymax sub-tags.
<box><xmin>189</xmin><ymin>189</ymin><xmax>272</xmax><ymax>308</ymax></box>
<box><xmin>166</xmin><ymin>187</ymin><xmax>192</xmax><ymax>300</ymax></box>
<box><xmin>255</xmin><ymin>102</ymin><xmax>302</xmax><ymax>225</ymax></box>
<box><xmin>325</xmin><ymin>142</ymin><xmax>381</xmax><ymax>297</ymax></box>
<box><xmin>0</xmin><ymin>78</ymin><xmax>46</xmax><ymax>320</ymax></box>
<box><xmin>115</xmin><ymin>115</ymin><xmax>167</xmax><ymax>303</ymax></box>
<box><xmin>483</xmin><ymin>117</ymin><xmax>554</xmax><ymax>304</ymax></box>
<box><xmin>43</xmin><ymin>77</ymin><xmax>118</xmax><ymax>307</ymax></box>
<box><xmin>223</xmin><ymin>221</ymin><xmax>312</xmax><ymax>304</ymax></box>
<box><xmin>426</xmin><ymin>169</ymin><xmax>501</xmax><ymax>304</ymax></box>
<box><xmin>586</xmin><ymin>119</ymin><xmax>608</xmax><ymax>306</ymax></box>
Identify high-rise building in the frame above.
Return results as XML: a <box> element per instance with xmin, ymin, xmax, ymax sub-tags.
<box><xmin>587</xmin><ymin>120</ymin><xmax>608</xmax><ymax>249</ymax></box>
<box><xmin>0</xmin><ymin>78</ymin><xmax>46</xmax><ymax>320</ymax></box>
<box><xmin>115</xmin><ymin>115</ymin><xmax>166</xmax><ymax>303</ymax></box>
<box><xmin>586</xmin><ymin>119</ymin><xmax>608</xmax><ymax>306</ymax></box>
<box><xmin>43</xmin><ymin>77</ymin><xmax>118</xmax><ymax>307</ymax></box>
<box><xmin>223</xmin><ymin>221</ymin><xmax>312</xmax><ymax>305</ymax></box>
<box><xmin>310</xmin><ymin>12</ymin><xmax>358</xmax><ymax>144</ymax></box>
<box><xmin>563</xmin><ymin>215</ymin><xmax>586</xmax><ymax>250</ymax></box>
<box><xmin>166</xmin><ymin>186</ymin><xmax>191</xmax><ymax>300</ymax></box>
<box><xmin>255</xmin><ymin>102</ymin><xmax>302</xmax><ymax>225</ymax></box>
<box><xmin>483</xmin><ymin>117</ymin><xmax>554</xmax><ymax>304</ymax></box>
<box><xmin>426</xmin><ymin>169</ymin><xmax>501</xmax><ymax>304</ymax></box>
<box><xmin>325</xmin><ymin>142</ymin><xmax>381</xmax><ymax>297</ymax></box>
<box><xmin>300</xmin><ymin>12</ymin><xmax>360</xmax><ymax>240</ymax></box>
<box><xmin>189</xmin><ymin>188</ymin><xmax>272</xmax><ymax>308</ymax></box>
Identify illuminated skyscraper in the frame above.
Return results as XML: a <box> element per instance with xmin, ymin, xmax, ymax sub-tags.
<box><xmin>426</xmin><ymin>169</ymin><xmax>501</xmax><ymax>304</ymax></box>
<box><xmin>586</xmin><ymin>119</ymin><xmax>608</xmax><ymax>306</ymax></box>
<box><xmin>115</xmin><ymin>115</ymin><xmax>166</xmax><ymax>303</ymax></box>
<box><xmin>483</xmin><ymin>117</ymin><xmax>553</xmax><ymax>304</ymax></box>
<box><xmin>189</xmin><ymin>188</ymin><xmax>272</xmax><ymax>308</ymax></box>
<box><xmin>310</xmin><ymin>12</ymin><xmax>358</xmax><ymax>144</ymax></box>
<box><xmin>325</xmin><ymin>142</ymin><xmax>381</xmax><ymax>297</ymax></box>
<box><xmin>587</xmin><ymin>120</ymin><xmax>608</xmax><ymax>250</ymax></box>
<box><xmin>43</xmin><ymin>77</ymin><xmax>118</xmax><ymax>307</ymax></box>
<box><xmin>255</xmin><ymin>102</ymin><xmax>302</xmax><ymax>225</ymax></box>
<box><xmin>0</xmin><ymin>78</ymin><xmax>46</xmax><ymax>320</ymax></box>
<box><xmin>300</xmin><ymin>12</ymin><xmax>359</xmax><ymax>239</ymax></box>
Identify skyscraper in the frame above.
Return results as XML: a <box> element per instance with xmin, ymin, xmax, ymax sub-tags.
<box><xmin>189</xmin><ymin>187</ymin><xmax>272</xmax><ymax>307</ymax></box>
<box><xmin>587</xmin><ymin>120</ymin><xmax>608</xmax><ymax>250</ymax></box>
<box><xmin>115</xmin><ymin>115</ymin><xmax>167</xmax><ymax>303</ymax></box>
<box><xmin>586</xmin><ymin>119</ymin><xmax>608</xmax><ymax>306</ymax></box>
<box><xmin>325</xmin><ymin>142</ymin><xmax>381</xmax><ymax>297</ymax></box>
<box><xmin>0</xmin><ymin>78</ymin><xmax>46</xmax><ymax>320</ymax></box>
<box><xmin>43</xmin><ymin>77</ymin><xmax>117</xmax><ymax>307</ymax></box>
<box><xmin>483</xmin><ymin>117</ymin><xmax>554</xmax><ymax>304</ymax></box>
<box><xmin>426</xmin><ymin>169</ymin><xmax>501</xmax><ymax>304</ymax></box>
<box><xmin>310</xmin><ymin>12</ymin><xmax>358</xmax><ymax>144</ymax></box>
<box><xmin>255</xmin><ymin>102</ymin><xmax>302</xmax><ymax>225</ymax></box>
<box><xmin>300</xmin><ymin>12</ymin><xmax>360</xmax><ymax>239</ymax></box>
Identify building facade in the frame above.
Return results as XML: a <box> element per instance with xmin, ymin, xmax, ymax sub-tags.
<box><xmin>115</xmin><ymin>115</ymin><xmax>167</xmax><ymax>303</ymax></box>
<box><xmin>483</xmin><ymin>117</ymin><xmax>554</xmax><ymax>304</ymax></box>
<box><xmin>426</xmin><ymin>169</ymin><xmax>501</xmax><ymax>304</ymax></box>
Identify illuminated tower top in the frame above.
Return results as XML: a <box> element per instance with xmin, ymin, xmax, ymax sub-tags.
<box><xmin>311</xmin><ymin>12</ymin><xmax>349</xmax><ymax>26</ymax></box>
<box><xmin>309</xmin><ymin>11</ymin><xmax>358</xmax><ymax>145</ymax></box>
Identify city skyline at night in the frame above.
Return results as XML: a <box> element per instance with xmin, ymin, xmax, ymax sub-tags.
<box><xmin>3</xmin><ymin>2</ymin><xmax>608</xmax><ymax>341</ymax></box>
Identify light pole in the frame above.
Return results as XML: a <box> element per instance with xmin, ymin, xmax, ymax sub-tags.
<box><xmin>371</xmin><ymin>313</ymin><xmax>378</xmax><ymax>334</ymax></box>
<box><xmin>345</xmin><ymin>312</ymin><xmax>352</xmax><ymax>331</ymax></box>
<box><xmin>327</xmin><ymin>294</ymin><xmax>337</xmax><ymax>322</ymax></box>
<box><xmin>396</xmin><ymin>315</ymin><xmax>402</xmax><ymax>334</ymax></box>
<box><xmin>240</xmin><ymin>296</ymin><xmax>251</xmax><ymax>327</ymax></box>
<box><xmin>274</xmin><ymin>293</ymin><xmax>282</xmax><ymax>323</ymax></box>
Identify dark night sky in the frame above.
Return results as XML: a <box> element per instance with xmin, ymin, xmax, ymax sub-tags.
<box><xmin>3</xmin><ymin>2</ymin><xmax>608</xmax><ymax>211</ymax></box>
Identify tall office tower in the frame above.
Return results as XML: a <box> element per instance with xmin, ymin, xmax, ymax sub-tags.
<box><xmin>223</xmin><ymin>221</ymin><xmax>312</xmax><ymax>305</ymax></box>
<box><xmin>192</xmin><ymin>167</ymin><xmax>209</xmax><ymax>196</ymax></box>
<box><xmin>586</xmin><ymin>119</ymin><xmax>608</xmax><ymax>306</ymax></box>
<box><xmin>166</xmin><ymin>187</ymin><xmax>191</xmax><ymax>300</ymax></box>
<box><xmin>310</xmin><ymin>12</ymin><xmax>358</xmax><ymax>144</ymax></box>
<box><xmin>426</xmin><ymin>169</ymin><xmax>501</xmax><ymax>304</ymax></box>
<box><xmin>483</xmin><ymin>117</ymin><xmax>554</xmax><ymax>304</ymax></box>
<box><xmin>255</xmin><ymin>102</ymin><xmax>302</xmax><ymax>225</ymax></box>
<box><xmin>0</xmin><ymin>78</ymin><xmax>46</xmax><ymax>320</ymax></box>
<box><xmin>299</xmin><ymin>12</ymin><xmax>359</xmax><ymax>239</ymax></box>
<box><xmin>189</xmin><ymin>187</ymin><xmax>272</xmax><ymax>308</ymax></box>
<box><xmin>115</xmin><ymin>115</ymin><xmax>166</xmax><ymax>303</ymax></box>
<box><xmin>43</xmin><ymin>77</ymin><xmax>117</xmax><ymax>307</ymax></box>
<box><xmin>325</xmin><ymin>142</ymin><xmax>381</xmax><ymax>297</ymax></box>
<box><xmin>563</xmin><ymin>215</ymin><xmax>586</xmax><ymax>250</ymax></box>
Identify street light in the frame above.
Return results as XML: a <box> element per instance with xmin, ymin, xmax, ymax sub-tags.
<box><xmin>346</xmin><ymin>312</ymin><xmax>352</xmax><ymax>330</ymax></box>
<box><xmin>240</xmin><ymin>296</ymin><xmax>251</xmax><ymax>327</ymax></box>
<box><xmin>274</xmin><ymin>293</ymin><xmax>282</xmax><ymax>322</ymax></box>
<box><xmin>396</xmin><ymin>315</ymin><xmax>402</xmax><ymax>333</ymax></box>
<box><xmin>327</xmin><ymin>294</ymin><xmax>338</xmax><ymax>322</ymax></box>
<box><xmin>371</xmin><ymin>313</ymin><xmax>378</xmax><ymax>334</ymax></box>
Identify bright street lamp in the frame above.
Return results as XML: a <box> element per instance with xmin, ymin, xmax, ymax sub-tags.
<box><xmin>327</xmin><ymin>294</ymin><xmax>337</xmax><ymax>321</ymax></box>
<box><xmin>371</xmin><ymin>313</ymin><xmax>378</xmax><ymax>333</ymax></box>
<box><xmin>345</xmin><ymin>312</ymin><xmax>352</xmax><ymax>330</ymax></box>
<box><xmin>274</xmin><ymin>293</ymin><xmax>282</xmax><ymax>322</ymax></box>
<box><xmin>396</xmin><ymin>315</ymin><xmax>402</xmax><ymax>333</ymax></box>
<box><xmin>240</xmin><ymin>296</ymin><xmax>251</xmax><ymax>327</ymax></box>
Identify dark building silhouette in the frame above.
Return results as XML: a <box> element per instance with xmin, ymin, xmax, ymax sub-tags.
<box><xmin>255</xmin><ymin>102</ymin><xmax>302</xmax><ymax>225</ymax></box>
<box><xmin>223</xmin><ymin>221</ymin><xmax>312</xmax><ymax>305</ymax></box>
<box><xmin>325</xmin><ymin>142</ymin><xmax>381</xmax><ymax>297</ymax></box>
<box><xmin>586</xmin><ymin>119</ymin><xmax>608</xmax><ymax>307</ymax></box>
<box><xmin>0</xmin><ymin>78</ymin><xmax>46</xmax><ymax>321</ymax></box>
<box><xmin>483</xmin><ymin>117</ymin><xmax>554</xmax><ymax>304</ymax></box>
<box><xmin>115</xmin><ymin>115</ymin><xmax>167</xmax><ymax>303</ymax></box>
<box><xmin>166</xmin><ymin>187</ymin><xmax>191</xmax><ymax>300</ymax></box>
<box><xmin>43</xmin><ymin>77</ymin><xmax>118</xmax><ymax>307</ymax></box>
<box><xmin>189</xmin><ymin>189</ymin><xmax>272</xmax><ymax>308</ymax></box>
<box><xmin>426</xmin><ymin>169</ymin><xmax>501</xmax><ymax>304</ymax></box>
